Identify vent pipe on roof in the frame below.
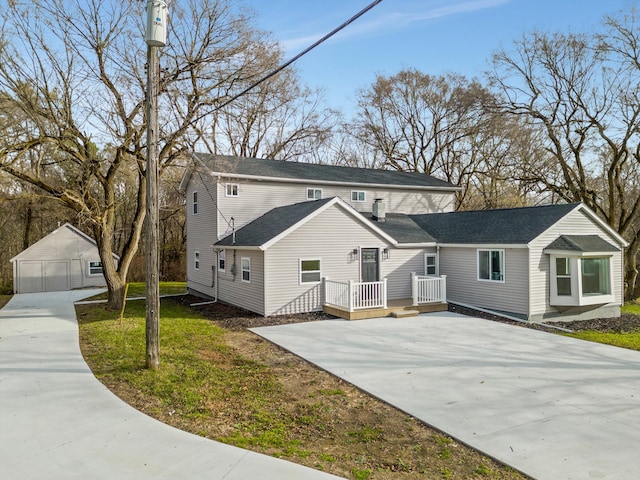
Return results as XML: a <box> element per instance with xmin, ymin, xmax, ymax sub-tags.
<box><xmin>372</xmin><ymin>198</ymin><xmax>386</xmax><ymax>222</ymax></box>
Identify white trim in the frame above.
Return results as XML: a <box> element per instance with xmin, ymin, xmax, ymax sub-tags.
<box><xmin>299</xmin><ymin>258</ymin><xmax>322</xmax><ymax>285</ymax></box>
<box><xmin>477</xmin><ymin>248</ymin><xmax>505</xmax><ymax>283</ymax></box>
<box><xmin>194</xmin><ymin>251</ymin><xmax>200</xmax><ymax>270</ymax></box>
<box><xmin>241</xmin><ymin>257</ymin><xmax>251</xmax><ymax>283</ymax></box>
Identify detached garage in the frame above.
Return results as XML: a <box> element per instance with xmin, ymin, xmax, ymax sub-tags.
<box><xmin>10</xmin><ymin>223</ymin><xmax>117</xmax><ymax>294</ymax></box>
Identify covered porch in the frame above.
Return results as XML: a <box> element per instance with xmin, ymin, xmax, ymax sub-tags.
<box><xmin>323</xmin><ymin>274</ymin><xmax>448</xmax><ymax>320</ymax></box>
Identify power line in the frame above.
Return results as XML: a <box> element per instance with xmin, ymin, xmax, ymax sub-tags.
<box><xmin>213</xmin><ymin>0</ymin><xmax>384</xmax><ymax>113</ymax></box>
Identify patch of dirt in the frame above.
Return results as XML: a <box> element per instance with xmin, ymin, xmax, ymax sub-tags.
<box><xmin>448</xmin><ymin>303</ymin><xmax>640</xmax><ymax>334</ymax></box>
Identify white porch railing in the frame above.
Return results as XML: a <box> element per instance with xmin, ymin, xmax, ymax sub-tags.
<box><xmin>324</xmin><ymin>279</ymin><xmax>388</xmax><ymax>312</ymax></box>
<box><xmin>411</xmin><ymin>273</ymin><xmax>447</xmax><ymax>306</ymax></box>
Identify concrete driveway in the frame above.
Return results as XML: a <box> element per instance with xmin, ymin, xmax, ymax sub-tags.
<box><xmin>0</xmin><ymin>291</ymin><xmax>342</xmax><ymax>480</ymax></box>
<box><xmin>252</xmin><ymin>312</ymin><xmax>640</xmax><ymax>480</ymax></box>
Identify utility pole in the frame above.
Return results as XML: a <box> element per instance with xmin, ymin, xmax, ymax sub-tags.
<box><xmin>145</xmin><ymin>0</ymin><xmax>167</xmax><ymax>369</ymax></box>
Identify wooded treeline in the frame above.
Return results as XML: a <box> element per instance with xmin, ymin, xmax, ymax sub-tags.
<box><xmin>1</xmin><ymin>1</ymin><xmax>639</xmax><ymax>301</ymax></box>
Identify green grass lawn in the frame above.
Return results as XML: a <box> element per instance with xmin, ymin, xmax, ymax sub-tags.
<box><xmin>77</xmin><ymin>288</ymin><xmax>525</xmax><ymax>479</ymax></box>
<box><xmin>81</xmin><ymin>282</ymin><xmax>187</xmax><ymax>301</ymax></box>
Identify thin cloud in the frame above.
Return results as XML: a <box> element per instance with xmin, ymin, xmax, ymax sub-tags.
<box><xmin>279</xmin><ymin>0</ymin><xmax>509</xmax><ymax>51</ymax></box>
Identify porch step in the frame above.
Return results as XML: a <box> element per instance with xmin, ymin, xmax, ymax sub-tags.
<box><xmin>391</xmin><ymin>309</ymin><xmax>420</xmax><ymax>318</ymax></box>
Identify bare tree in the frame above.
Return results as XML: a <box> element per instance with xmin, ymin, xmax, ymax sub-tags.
<box><xmin>348</xmin><ymin>69</ymin><xmax>539</xmax><ymax>208</ymax></box>
<box><xmin>0</xmin><ymin>0</ymin><xmax>326</xmax><ymax>309</ymax></box>
<box><xmin>487</xmin><ymin>8</ymin><xmax>640</xmax><ymax>297</ymax></box>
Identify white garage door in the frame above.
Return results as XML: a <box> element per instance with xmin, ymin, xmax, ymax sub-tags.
<box><xmin>18</xmin><ymin>261</ymin><xmax>70</xmax><ymax>293</ymax></box>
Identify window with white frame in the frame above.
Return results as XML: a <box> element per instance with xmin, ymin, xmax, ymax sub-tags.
<box><xmin>226</xmin><ymin>183</ymin><xmax>239</xmax><ymax>197</ymax></box>
<box><xmin>218</xmin><ymin>249</ymin><xmax>226</xmax><ymax>272</ymax></box>
<box><xmin>555</xmin><ymin>257</ymin><xmax>572</xmax><ymax>296</ymax></box>
<box><xmin>88</xmin><ymin>261</ymin><xmax>103</xmax><ymax>276</ymax></box>
<box><xmin>192</xmin><ymin>191</ymin><xmax>198</xmax><ymax>215</ymax></box>
<box><xmin>306</xmin><ymin>187</ymin><xmax>322</xmax><ymax>200</ymax></box>
<box><xmin>241</xmin><ymin>257</ymin><xmax>251</xmax><ymax>283</ymax></box>
<box><xmin>351</xmin><ymin>190</ymin><xmax>366</xmax><ymax>202</ymax></box>
<box><xmin>194</xmin><ymin>251</ymin><xmax>200</xmax><ymax>270</ymax></box>
<box><xmin>549</xmin><ymin>255</ymin><xmax>614</xmax><ymax>306</ymax></box>
<box><xmin>299</xmin><ymin>259</ymin><xmax>321</xmax><ymax>284</ymax></box>
<box><xmin>424</xmin><ymin>254</ymin><xmax>437</xmax><ymax>276</ymax></box>
<box><xmin>478</xmin><ymin>249</ymin><xmax>505</xmax><ymax>282</ymax></box>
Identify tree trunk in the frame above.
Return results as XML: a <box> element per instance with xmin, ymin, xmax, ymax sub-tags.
<box><xmin>106</xmin><ymin>274</ymin><xmax>127</xmax><ymax>311</ymax></box>
<box><xmin>625</xmin><ymin>247</ymin><xmax>639</xmax><ymax>301</ymax></box>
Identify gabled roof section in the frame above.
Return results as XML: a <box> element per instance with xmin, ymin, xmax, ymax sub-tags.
<box><xmin>215</xmin><ymin>197</ymin><xmax>398</xmax><ymax>249</ymax></box>
<box><xmin>10</xmin><ymin>223</ymin><xmax>119</xmax><ymax>262</ymax></box>
<box><xmin>545</xmin><ymin>235</ymin><xmax>619</xmax><ymax>253</ymax></box>
<box><xmin>192</xmin><ymin>153</ymin><xmax>459</xmax><ymax>191</ymax></box>
<box><xmin>408</xmin><ymin>203</ymin><xmax>581</xmax><ymax>245</ymax></box>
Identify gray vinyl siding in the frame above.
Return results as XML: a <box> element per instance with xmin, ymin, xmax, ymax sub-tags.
<box><xmin>185</xmin><ymin>174</ymin><xmax>217</xmax><ymax>296</ymax></box>
<box><xmin>528</xmin><ymin>209</ymin><xmax>624</xmax><ymax>318</ymax></box>
<box><xmin>216</xmin><ymin>249</ymin><xmax>265</xmax><ymax>315</ymax></box>
<box><xmin>214</xmin><ymin>179</ymin><xmax>455</xmax><ymax>239</ymax></box>
<box><xmin>384</xmin><ymin>248</ymin><xmax>436</xmax><ymax>299</ymax></box>
<box><xmin>264</xmin><ymin>205</ymin><xmax>391</xmax><ymax>316</ymax></box>
<box><xmin>440</xmin><ymin>246</ymin><xmax>530</xmax><ymax>317</ymax></box>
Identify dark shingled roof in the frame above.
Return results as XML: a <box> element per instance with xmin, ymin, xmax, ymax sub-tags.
<box><xmin>193</xmin><ymin>153</ymin><xmax>458</xmax><ymax>190</ymax></box>
<box><xmin>215</xmin><ymin>198</ymin><xmax>334</xmax><ymax>247</ymax></box>
<box><xmin>407</xmin><ymin>203</ymin><xmax>581</xmax><ymax>244</ymax></box>
<box><xmin>363</xmin><ymin>213</ymin><xmax>437</xmax><ymax>244</ymax></box>
<box><xmin>545</xmin><ymin>235</ymin><xmax>619</xmax><ymax>252</ymax></box>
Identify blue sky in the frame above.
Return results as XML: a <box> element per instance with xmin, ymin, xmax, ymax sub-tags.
<box><xmin>241</xmin><ymin>0</ymin><xmax>637</xmax><ymax>114</ymax></box>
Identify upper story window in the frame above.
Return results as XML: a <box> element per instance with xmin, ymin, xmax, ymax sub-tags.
<box><xmin>192</xmin><ymin>191</ymin><xmax>198</xmax><ymax>215</ymax></box>
<box><xmin>226</xmin><ymin>183</ymin><xmax>239</xmax><ymax>197</ymax></box>
<box><xmin>88</xmin><ymin>261</ymin><xmax>103</xmax><ymax>276</ymax></box>
<box><xmin>218</xmin><ymin>249</ymin><xmax>226</xmax><ymax>272</ymax></box>
<box><xmin>241</xmin><ymin>257</ymin><xmax>251</xmax><ymax>283</ymax></box>
<box><xmin>351</xmin><ymin>191</ymin><xmax>366</xmax><ymax>202</ymax></box>
<box><xmin>478</xmin><ymin>249</ymin><xmax>505</xmax><ymax>282</ymax></box>
<box><xmin>307</xmin><ymin>188</ymin><xmax>322</xmax><ymax>200</ymax></box>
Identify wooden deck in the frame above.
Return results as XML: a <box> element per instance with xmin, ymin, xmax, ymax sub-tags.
<box><xmin>323</xmin><ymin>298</ymin><xmax>448</xmax><ymax>320</ymax></box>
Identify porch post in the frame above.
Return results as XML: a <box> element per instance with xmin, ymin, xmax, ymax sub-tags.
<box><xmin>411</xmin><ymin>272</ymin><xmax>418</xmax><ymax>306</ymax></box>
<box><xmin>382</xmin><ymin>278</ymin><xmax>388</xmax><ymax>309</ymax></box>
<box><xmin>348</xmin><ymin>280</ymin><xmax>354</xmax><ymax>312</ymax></box>
<box><xmin>440</xmin><ymin>275</ymin><xmax>447</xmax><ymax>302</ymax></box>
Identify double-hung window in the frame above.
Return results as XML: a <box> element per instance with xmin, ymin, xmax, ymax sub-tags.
<box><xmin>194</xmin><ymin>251</ymin><xmax>200</xmax><ymax>270</ymax></box>
<box><xmin>478</xmin><ymin>249</ymin><xmax>505</xmax><ymax>282</ymax></box>
<box><xmin>88</xmin><ymin>261</ymin><xmax>103</xmax><ymax>276</ymax></box>
<box><xmin>424</xmin><ymin>254</ymin><xmax>437</xmax><ymax>276</ymax></box>
<box><xmin>218</xmin><ymin>249</ymin><xmax>226</xmax><ymax>272</ymax></box>
<box><xmin>192</xmin><ymin>191</ymin><xmax>198</xmax><ymax>215</ymax></box>
<box><xmin>300</xmin><ymin>259</ymin><xmax>321</xmax><ymax>284</ymax></box>
<box><xmin>241</xmin><ymin>257</ymin><xmax>251</xmax><ymax>283</ymax></box>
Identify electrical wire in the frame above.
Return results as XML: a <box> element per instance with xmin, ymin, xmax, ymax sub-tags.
<box><xmin>213</xmin><ymin>0</ymin><xmax>384</xmax><ymax>113</ymax></box>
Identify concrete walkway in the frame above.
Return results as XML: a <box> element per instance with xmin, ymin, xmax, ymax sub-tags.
<box><xmin>0</xmin><ymin>291</ymin><xmax>342</xmax><ymax>480</ymax></box>
<box><xmin>252</xmin><ymin>312</ymin><xmax>640</xmax><ymax>480</ymax></box>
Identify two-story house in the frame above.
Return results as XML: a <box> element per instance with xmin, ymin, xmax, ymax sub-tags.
<box><xmin>180</xmin><ymin>154</ymin><xmax>627</xmax><ymax>322</ymax></box>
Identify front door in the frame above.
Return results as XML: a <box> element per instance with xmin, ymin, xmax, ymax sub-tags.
<box><xmin>361</xmin><ymin>248</ymin><xmax>379</xmax><ymax>282</ymax></box>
